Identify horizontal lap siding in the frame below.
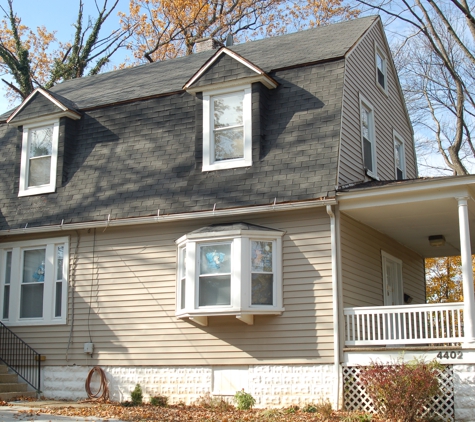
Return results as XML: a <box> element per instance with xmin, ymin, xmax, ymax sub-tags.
<box><xmin>338</xmin><ymin>23</ymin><xmax>416</xmax><ymax>186</ymax></box>
<box><xmin>340</xmin><ymin>212</ymin><xmax>425</xmax><ymax>308</ymax></box>
<box><xmin>6</xmin><ymin>208</ymin><xmax>334</xmax><ymax>366</ymax></box>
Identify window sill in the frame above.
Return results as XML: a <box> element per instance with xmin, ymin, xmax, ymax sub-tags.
<box><xmin>202</xmin><ymin>158</ymin><xmax>252</xmax><ymax>172</ymax></box>
<box><xmin>177</xmin><ymin>308</ymin><xmax>285</xmax><ymax>326</ymax></box>
<box><xmin>18</xmin><ymin>184</ymin><xmax>56</xmax><ymax>197</ymax></box>
<box><xmin>1</xmin><ymin>319</ymin><xmax>67</xmax><ymax>327</ymax></box>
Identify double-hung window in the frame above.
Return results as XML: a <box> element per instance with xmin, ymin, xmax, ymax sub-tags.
<box><xmin>176</xmin><ymin>224</ymin><xmax>284</xmax><ymax>325</ymax></box>
<box><xmin>360</xmin><ymin>97</ymin><xmax>377</xmax><ymax>177</ymax></box>
<box><xmin>0</xmin><ymin>237</ymin><xmax>68</xmax><ymax>326</ymax></box>
<box><xmin>19</xmin><ymin>119</ymin><xmax>60</xmax><ymax>197</ymax></box>
<box><xmin>375</xmin><ymin>45</ymin><xmax>388</xmax><ymax>94</ymax></box>
<box><xmin>394</xmin><ymin>131</ymin><xmax>406</xmax><ymax>180</ymax></box>
<box><xmin>203</xmin><ymin>85</ymin><xmax>252</xmax><ymax>171</ymax></box>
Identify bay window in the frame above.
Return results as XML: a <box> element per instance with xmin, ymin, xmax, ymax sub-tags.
<box><xmin>176</xmin><ymin>224</ymin><xmax>284</xmax><ymax>325</ymax></box>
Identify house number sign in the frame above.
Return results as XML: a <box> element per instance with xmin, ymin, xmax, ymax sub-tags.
<box><xmin>436</xmin><ymin>351</ymin><xmax>463</xmax><ymax>359</ymax></box>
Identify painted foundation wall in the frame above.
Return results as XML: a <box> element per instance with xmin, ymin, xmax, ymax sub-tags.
<box><xmin>42</xmin><ymin>364</ymin><xmax>337</xmax><ymax>408</ymax></box>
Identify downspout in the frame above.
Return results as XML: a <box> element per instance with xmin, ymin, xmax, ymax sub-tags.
<box><xmin>326</xmin><ymin>205</ymin><xmax>340</xmax><ymax>409</ymax></box>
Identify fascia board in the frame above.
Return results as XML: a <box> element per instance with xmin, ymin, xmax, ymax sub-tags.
<box><xmin>7</xmin><ymin>88</ymin><xmax>80</xmax><ymax>124</ymax></box>
<box><xmin>183</xmin><ymin>47</ymin><xmax>278</xmax><ymax>90</ymax></box>
<box><xmin>338</xmin><ymin>178</ymin><xmax>475</xmax><ymax>210</ymax></box>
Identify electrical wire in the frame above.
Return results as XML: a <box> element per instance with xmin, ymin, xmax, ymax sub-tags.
<box><xmin>85</xmin><ymin>366</ymin><xmax>109</xmax><ymax>401</ymax></box>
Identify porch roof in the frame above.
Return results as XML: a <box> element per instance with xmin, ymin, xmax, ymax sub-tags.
<box><xmin>337</xmin><ymin>175</ymin><xmax>475</xmax><ymax>258</ymax></box>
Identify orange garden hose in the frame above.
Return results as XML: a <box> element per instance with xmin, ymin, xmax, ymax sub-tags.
<box><xmin>85</xmin><ymin>366</ymin><xmax>109</xmax><ymax>401</ymax></box>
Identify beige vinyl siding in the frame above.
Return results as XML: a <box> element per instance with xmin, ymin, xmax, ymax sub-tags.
<box><xmin>338</xmin><ymin>21</ymin><xmax>416</xmax><ymax>186</ymax></box>
<box><xmin>339</xmin><ymin>212</ymin><xmax>425</xmax><ymax>308</ymax></box>
<box><xmin>3</xmin><ymin>208</ymin><xmax>335</xmax><ymax>366</ymax></box>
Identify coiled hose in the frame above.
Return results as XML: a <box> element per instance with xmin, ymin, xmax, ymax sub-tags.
<box><xmin>85</xmin><ymin>366</ymin><xmax>109</xmax><ymax>401</ymax></box>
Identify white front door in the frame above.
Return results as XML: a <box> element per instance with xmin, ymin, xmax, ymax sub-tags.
<box><xmin>382</xmin><ymin>251</ymin><xmax>403</xmax><ymax>306</ymax></box>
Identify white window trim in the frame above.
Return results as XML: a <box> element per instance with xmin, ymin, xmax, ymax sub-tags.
<box><xmin>375</xmin><ymin>43</ymin><xmax>388</xmax><ymax>96</ymax></box>
<box><xmin>176</xmin><ymin>229</ymin><xmax>284</xmax><ymax>323</ymax></box>
<box><xmin>359</xmin><ymin>95</ymin><xmax>377</xmax><ymax>179</ymax></box>
<box><xmin>202</xmin><ymin>85</ymin><xmax>252</xmax><ymax>171</ymax></box>
<box><xmin>393</xmin><ymin>130</ymin><xmax>406</xmax><ymax>180</ymax></box>
<box><xmin>19</xmin><ymin>119</ymin><xmax>60</xmax><ymax>197</ymax></box>
<box><xmin>0</xmin><ymin>236</ymin><xmax>69</xmax><ymax>326</ymax></box>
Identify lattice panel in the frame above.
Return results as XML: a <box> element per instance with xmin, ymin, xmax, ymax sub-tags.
<box><xmin>342</xmin><ymin>365</ymin><xmax>454</xmax><ymax>421</ymax></box>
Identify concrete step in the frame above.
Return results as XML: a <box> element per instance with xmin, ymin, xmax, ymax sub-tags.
<box><xmin>0</xmin><ymin>382</ymin><xmax>27</xmax><ymax>393</ymax></box>
<box><xmin>0</xmin><ymin>365</ymin><xmax>8</xmax><ymax>374</ymax></box>
<box><xmin>0</xmin><ymin>390</ymin><xmax>36</xmax><ymax>401</ymax></box>
<box><xmin>0</xmin><ymin>373</ymin><xmax>18</xmax><ymax>383</ymax></box>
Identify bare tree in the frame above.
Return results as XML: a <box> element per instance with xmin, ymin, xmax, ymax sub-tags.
<box><xmin>356</xmin><ymin>0</ymin><xmax>475</xmax><ymax>175</ymax></box>
<box><xmin>0</xmin><ymin>0</ymin><xmax>134</xmax><ymax>100</ymax></box>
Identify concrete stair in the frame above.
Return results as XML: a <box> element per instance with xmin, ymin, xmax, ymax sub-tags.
<box><xmin>0</xmin><ymin>364</ymin><xmax>36</xmax><ymax>400</ymax></box>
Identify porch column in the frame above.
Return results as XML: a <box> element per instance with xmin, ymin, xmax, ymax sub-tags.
<box><xmin>457</xmin><ymin>197</ymin><xmax>475</xmax><ymax>346</ymax></box>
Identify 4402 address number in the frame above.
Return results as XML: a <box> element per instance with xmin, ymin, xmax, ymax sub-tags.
<box><xmin>437</xmin><ymin>351</ymin><xmax>463</xmax><ymax>359</ymax></box>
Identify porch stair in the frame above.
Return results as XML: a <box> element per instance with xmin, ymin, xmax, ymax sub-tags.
<box><xmin>0</xmin><ymin>364</ymin><xmax>36</xmax><ymax>401</ymax></box>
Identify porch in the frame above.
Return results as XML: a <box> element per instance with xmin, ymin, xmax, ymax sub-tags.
<box><xmin>338</xmin><ymin>176</ymin><xmax>475</xmax><ymax>349</ymax></box>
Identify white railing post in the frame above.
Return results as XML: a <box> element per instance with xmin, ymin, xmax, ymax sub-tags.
<box><xmin>457</xmin><ymin>197</ymin><xmax>475</xmax><ymax>346</ymax></box>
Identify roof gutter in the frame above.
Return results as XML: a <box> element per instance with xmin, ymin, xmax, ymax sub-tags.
<box><xmin>0</xmin><ymin>198</ymin><xmax>337</xmax><ymax>237</ymax></box>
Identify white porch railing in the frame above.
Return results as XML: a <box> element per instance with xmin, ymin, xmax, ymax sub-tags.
<box><xmin>344</xmin><ymin>303</ymin><xmax>464</xmax><ymax>346</ymax></box>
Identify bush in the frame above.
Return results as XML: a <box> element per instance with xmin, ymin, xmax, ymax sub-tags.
<box><xmin>150</xmin><ymin>395</ymin><xmax>168</xmax><ymax>407</ymax></box>
<box><xmin>359</xmin><ymin>358</ymin><xmax>441</xmax><ymax>422</ymax></box>
<box><xmin>196</xmin><ymin>392</ymin><xmax>232</xmax><ymax>411</ymax></box>
<box><xmin>130</xmin><ymin>384</ymin><xmax>143</xmax><ymax>406</ymax></box>
<box><xmin>234</xmin><ymin>389</ymin><xmax>256</xmax><ymax>410</ymax></box>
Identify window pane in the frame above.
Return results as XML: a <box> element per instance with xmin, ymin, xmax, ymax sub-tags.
<box><xmin>213</xmin><ymin>92</ymin><xmax>243</xmax><ymax>128</ymax></box>
<box><xmin>20</xmin><ymin>284</ymin><xmax>44</xmax><ymax>318</ymax></box>
<box><xmin>251</xmin><ymin>241</ymin><xmax>273</xmax><ymax>272</ymax></box>
<box><xmin>5</xmin><ymin>251</ymin><xmax>12</xmax><ymax>285</ymax></box>
<box><xmin>214</xmin><ymin>128</ymin><xmax>244</xmax><ymax>161</ymax></box>
<box><xmin>56</xmin><ymin>246</ymin><xmax>64</xmax><ymax>280</ymax></box>
<box><xmin>180</xmin><ymin>278</ymin><xmax>186</xmax><ymax>310</ymax></box>
<box><xmin>55</xmin><ymin>282</ymin><xmax>62</xmax><ymax>317</ymax></box>
<box><xmin>200</xmin><ymin>244</ymin><xmax>231</xmax><ymax>274</ymax></box>
<box><xmin>23</xmin><ymin>249</ymin><xmax>46</xmax><ymax>283</ymax></box>
<box><xmin>28</xmin><ymin>156</ymin><xmax>51</xmax><ymax>187</ymax></box>
<box><xmin>29</xmin><ymin>126</ymin><xmax>53</xmax><ymax>157</ymax></box>
<box><xmin>377</xmin><ymin>69</ymin><xmax>385</xmax><ymax>89</ymax></box>
<box><xmin>363</xmin><ymin>137</ymin><xmax>373</xmax><ymax>171</ymax></box>
<box><xmin>252</xmin><ymin>274</ymin><xmax>273</xmax><ymax>305</ymax></box>
<box><xmin>199</xmin><ymin>275</ymin><xmax>231</xmax><ymax>306</ymax></box>
<box><xmin>2</xmin><ymin>285</ymin><xmax>9</xmax><ymax>319</ymax></box>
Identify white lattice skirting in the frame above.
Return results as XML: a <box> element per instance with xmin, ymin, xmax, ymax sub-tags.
<box><xmin>342</xmin><ymin>365</ymin><xmax>455</xmax><ymax>421</ymax></box>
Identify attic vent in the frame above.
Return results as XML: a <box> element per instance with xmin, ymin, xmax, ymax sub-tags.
<box><xmin>195</xmin><ymin>37</ymin><xmax>221</xmax><ymax>53</ymax></box>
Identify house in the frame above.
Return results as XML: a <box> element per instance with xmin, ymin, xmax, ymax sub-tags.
<box><xmin>0</xmin><ymin>15</ymin><xmax>475</xmax><ymax>420</ymax></box>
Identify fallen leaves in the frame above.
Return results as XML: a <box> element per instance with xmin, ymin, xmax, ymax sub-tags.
<box><xmin>13</xmin><ymin>402</ymin><xmax>383</xmax><ymax>422</ymax></box>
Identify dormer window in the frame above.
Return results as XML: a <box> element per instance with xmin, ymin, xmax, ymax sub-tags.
<box><xmin>203</xmin><ymin>85</ymin><xmax>252</xmax><ymax>171</ymax></box>
<box><xmin>19</xmin><ymin>119</ymin><xmax>59</xmax><ymax>197</ymax></box>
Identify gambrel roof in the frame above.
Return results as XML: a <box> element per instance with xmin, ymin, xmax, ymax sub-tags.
<box><xmin>0</xmin><ymin>16</ymin><xmax>378</xmax><ymax>232</ymax></box>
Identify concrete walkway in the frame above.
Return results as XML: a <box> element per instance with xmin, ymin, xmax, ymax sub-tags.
<box><xmin>0</xmin><ymin>401</ymin><xmax>126</xmax><ymax>422</ymax></box>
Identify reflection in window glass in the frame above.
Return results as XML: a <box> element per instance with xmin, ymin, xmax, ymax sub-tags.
<box><xmin>199</xmin><ymin>244</ymin><xmax>231</xmax><ymax>306</ymax></box>
<box><xmin>20</xmin><ymin>249</ymin><xmax>46</xmax><ymax>318</ymax></box>
<box><xmin>2</xmin><ymin>251</ymin><xmax>12</xmax><ymax>319</ymax></box>
<box><xmin>212</xmin><ymin>92</ymin><xmax>244</xmax><ymax>161</ymax></box>
<box><xmin>251</xmin><ymin>241</ymin><xmax>274</xmax><ymax>305</ymax></box>
<box><xmin>28</xmin><ymin>126</ymin><xmax>53</xmax><ymax>187</ymax></box>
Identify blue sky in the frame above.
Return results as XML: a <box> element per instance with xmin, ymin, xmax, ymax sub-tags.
<box><xmin>0</xmin><ymin>0</ymin><xmax>130</xmax><ymax>114</ymax></box>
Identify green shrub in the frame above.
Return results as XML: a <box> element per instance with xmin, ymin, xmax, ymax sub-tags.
<box><xmin>302</xmin><ymin>403</ymin><xmax>318</xmax><ymax>413</ymax></box>
<box><xmin>234</xmin><ymin>389</ymin><xmax>256</xmax><ymax>410</ymax></box>
<box><xmin>130</xmin><ymin>383</ymin><xmax>143</xmax><ymax>405</ymax></box>
<box><xmin>284</xmin><ymin>405</ymin><xmax>299</xmax><ymax>414</ymax></box>
<box><xmin>359</xmin><ymin>358</ymin><xmax>441</xmax><ymax>422</ymax></box>
<box><xmin>150</xmin><ymin>395</ymin><xmax>168</xmax><ymax>407</ymax></box>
